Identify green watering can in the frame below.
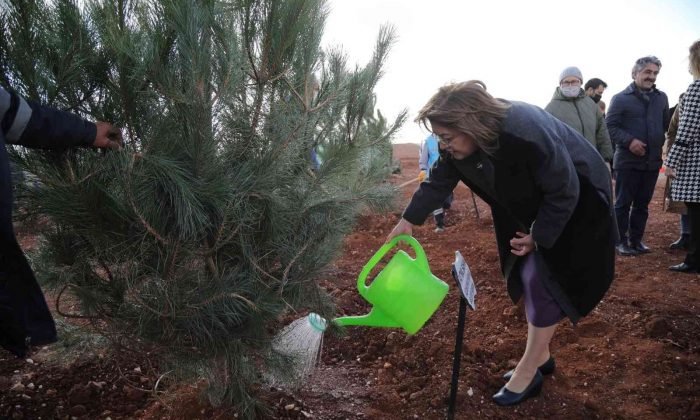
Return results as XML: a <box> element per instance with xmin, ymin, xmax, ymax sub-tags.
<box><xmin>329</xmin><ymin>234</ymin><xmax>449</xmax><ymax>335</ymax></box>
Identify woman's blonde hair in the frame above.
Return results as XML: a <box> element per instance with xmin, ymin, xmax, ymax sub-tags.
<box><xmin>415</xmin><ymin>80</ymin><xmax>510</xmax><ymax>154</ymax></box>
<box><xmin>690</xmin><ymin>39</ymin><xmax>700</xmax><ymax>79</ymax></box>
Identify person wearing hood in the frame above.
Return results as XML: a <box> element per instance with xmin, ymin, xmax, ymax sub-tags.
<box><xmin>545</xmin><ymin>67</ymin><xmax>613</xmax><ymax>163</ymax></box>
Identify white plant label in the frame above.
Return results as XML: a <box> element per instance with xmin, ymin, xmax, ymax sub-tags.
<box><xmin>453</xmin><ymin>251</ymin><xmax>476</xmax><ymax>310</ymax></box>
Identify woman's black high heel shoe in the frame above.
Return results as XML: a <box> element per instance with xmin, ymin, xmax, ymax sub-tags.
<box><xmin>502</xmin><ymin>356</ymin><xmax>555</xmax><ymax>380</ymax></box>
<box><xmin>492</xmin><ymin>370</ymin><xmax>543</xmax><ymax>406</ymax></box>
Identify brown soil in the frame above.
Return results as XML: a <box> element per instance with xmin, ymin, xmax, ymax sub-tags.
<box><xmin>277</xmin><ymin>144</ymin><xmax>700</xmax><ymax>419</ymax></box>
<box><xmin>2</xmin><ymin>143</ymin><xmax>699</xmax><ymax>419</ymax></box>
<box><xmin>0</xmin><ymin>345</ymin><xmax>158</xmax><ymax>419</ymax></box>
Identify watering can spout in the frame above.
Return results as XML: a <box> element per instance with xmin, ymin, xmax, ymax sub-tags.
<box><xmin>334</xmin><ymin>307</ymin><xmax>401</xmax><ymax>329</ymax></box>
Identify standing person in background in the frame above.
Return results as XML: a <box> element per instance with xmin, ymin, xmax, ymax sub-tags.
<box><xmin>664</xmin><ymin>94</ymin><xmax>690</xmax><ymax>250</ymax></box>
<box><xmin>606</xmin><ymin>56</ymin><xmax>670</xmax><ymax>256</ymax></box>
<box><xmin>598</xmin><ymin>100</ymin><xmax>607</xmax><ymax>115</ymax></box>
<box><xmin>310</xmin><ymin>147</ymin><xmax>321</xmax><ymax>171</ymax></box>
<box><xmin>0</xmin><ymin>86</ymin><xmax>122</xmax><ymax>357</ymax></box>
<box><xmin>418</xmin><ymin>133</ymin><xmax>453</xmax><ymax>232</ymax></box>
<box><xmin>390</xmin><ymin>81</ymin><xmax>615</xmax><ymax>406</ymax></box>
<box><xmin>664</xmin><ymin>40</ymin><xmax>700</xmax><ymax>273</ymax></box>
<box><xmin>585</xmin><ymin>77</ymin><xmax>608</xmax><ymax>115</ymax></box>
<box><xmin>545</xmin><ymin>67</ymin><xmax>613</xmax><ymax>164</ymax></box>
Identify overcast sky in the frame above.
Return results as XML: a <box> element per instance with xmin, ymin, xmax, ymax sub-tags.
<box><xmin>322</xmin><ymin>0</ymin><xmax>700</xmax><ymax>144</ymax></box>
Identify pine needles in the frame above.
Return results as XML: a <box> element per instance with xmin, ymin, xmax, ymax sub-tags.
<box><xmin>1</xmin><ymin>0</ymin><xmax>405</xmax><ymax>416</ymax></box>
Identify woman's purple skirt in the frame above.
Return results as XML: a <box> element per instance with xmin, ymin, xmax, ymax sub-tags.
<box><xmin>520</xmin><ymin>252</ymin><xmax>565</xmax><ymax>327</ymax></box>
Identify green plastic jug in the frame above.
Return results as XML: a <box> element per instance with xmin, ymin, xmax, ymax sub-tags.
<box><xmin>334</xmin><ymin>234</ymin><xmax>449</xmax><ymax>334</ymax></box>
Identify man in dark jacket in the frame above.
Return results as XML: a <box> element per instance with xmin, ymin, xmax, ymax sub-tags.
<box><xmin>606</xmin><ymin>56</ymin><xmax>670</xmax><ymax>256</ymax></box>
<box><xmin>0</xmin><ymin>86</ymin><xmax>122</xmax><ymax>357</ymax></box>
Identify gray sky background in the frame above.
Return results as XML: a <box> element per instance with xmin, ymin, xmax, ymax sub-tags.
<box><xmin>322</xmin><ymin>0</ymin><xmax>700</xmax><ymax>144</ymax></box>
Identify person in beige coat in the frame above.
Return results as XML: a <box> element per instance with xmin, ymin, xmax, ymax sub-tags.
<box><xmin>545</xmin><ymin>67</ymin><xmax>613</xmax><ymax>163</ymax></box>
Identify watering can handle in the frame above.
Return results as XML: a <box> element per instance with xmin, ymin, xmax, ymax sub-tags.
<box><xmin>357</xmin><ymin>234</ymin><xmax>430</xmax><ymax>295</ymax></box>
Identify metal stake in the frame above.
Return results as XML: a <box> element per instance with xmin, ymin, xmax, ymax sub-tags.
<box><xmin>470</xmin><ymin>190</ymin><xmax>480</xmax><ymax>220</ymax></box>
<box><xmin>447</xmin><ymin>292</ymin><xmax>467</xmax><ymax>419</ymax></box>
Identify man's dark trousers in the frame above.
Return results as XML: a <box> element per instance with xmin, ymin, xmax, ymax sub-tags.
<box><xmin>684</xmin><ymin>202</ymin><xmax>700</xmax><ymax>267</ymax></box>
<box><xmin>614</xmin><ymin>169</ymin><xmax>659</xmax><ymax>245</ymax></box>
<box><xmin>0</xmin><ymin>130</ymin><xmax>57</xmax><ymax>357</ymax></box>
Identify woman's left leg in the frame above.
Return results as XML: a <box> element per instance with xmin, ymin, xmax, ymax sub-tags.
<box><xmin>507</xmin><ymin>252</ymin><xmax>563</xmax><ymax>392</ymax></box>
<box><xmin>506</xmin><ymin>323</ymin><xmax>557</xmax><ymax>392</ymax></box>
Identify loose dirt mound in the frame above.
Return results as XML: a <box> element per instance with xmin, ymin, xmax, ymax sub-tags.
<box><xmin>0</xmin><ymin>346</ymin><xmax>157</xmax><ymax>419</ymax></box>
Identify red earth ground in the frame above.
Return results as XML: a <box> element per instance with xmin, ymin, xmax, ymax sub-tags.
<box><xmin>2</xmin><ymin>143</ymin><xmax>699</xmax><ymax>419</ymax></box>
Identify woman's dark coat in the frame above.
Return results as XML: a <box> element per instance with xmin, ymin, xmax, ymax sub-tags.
<box><xmin>403</xmin><ymin>101</ymin><xmax>616</xmax><ymax>323</ymax></box>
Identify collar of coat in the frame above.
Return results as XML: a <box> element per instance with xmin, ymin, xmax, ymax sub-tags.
<box><xmin>622</xmin><ymin>81</ymin><xmax>660</xmax><ymax>96</ymax></box>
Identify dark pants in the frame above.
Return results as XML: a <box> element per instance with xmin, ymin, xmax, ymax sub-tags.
<box><xmin>680</xmin><ymin>213</ymin><xmax>691</xmax><ymax>235</ymax></box>
<box><xmin>684</xmin><ymin>202</ymin><xmax>700</xmax><ymax>267</ymax></box>
<box><xmin>614</xmin><ymin>169</ymin><xmax>659</xmax><ymax>245</ymax></box>
<box><xmin>0</xmin><ymin>139</ymin><xmax>56</xmax><ymax>357</ymax></box>
<box><xmin>432</xmin><ymin>193</ymin><xmax>454</xmax><ymax>226</ymax></box>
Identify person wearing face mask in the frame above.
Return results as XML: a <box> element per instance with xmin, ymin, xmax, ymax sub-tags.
<box><xmin>387</xmin><ymin>81</ymin><xmax>616</xmax><ymax>406</ymax></box>
<box><xmin>606</xmin><ymin>56</ymin><xmax>670</xmax><ymax>256</ymax></box>
<box><xmin>545</xmin><ymin>67</ymin><xmax>613</xmax><ymax>164</ymax></box>
<box><xmin>585</xmin><ymin>78</ymin><xmax>608</xmax><ymax>114</ymax></box>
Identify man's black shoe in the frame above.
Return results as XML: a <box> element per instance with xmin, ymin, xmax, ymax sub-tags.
<box><xmin>616</xmin><ymin>243</ymin><xmax>639</xmax><ymax>256</ymax></box>
<box><xmin>669</xmin><ymin>234</ymin><xmax>690</xmax><ymax>250</ymax></box>
<box><xmin>669</xmin><ymin>262</ymin><xmax>699</xmax><ymax>273</ymax></box>
<box><xmin>630</xmin><ymin>242</ymin><xmax>651</xmax><ymax>254</ymax></box>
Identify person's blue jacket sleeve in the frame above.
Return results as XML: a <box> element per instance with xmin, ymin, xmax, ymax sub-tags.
<box><xmin>418</xmin><ymin>139</ymin><xmax>430</xmax><ymax>171</ymax></box>
<box><xmin>1</xmin><ymin>87</ymin><xmax>95</xmax><ymax>148</ymax></box>
<box><xmin>403</xmin><ymin>152</ymin><xmax>459</xmax><ymax>224</ymax></box>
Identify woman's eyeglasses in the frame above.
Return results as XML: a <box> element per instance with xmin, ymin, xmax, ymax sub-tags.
<box><xmin>436</xmin><ymin>135</ymin><xmax>453</xmax><ymax>147</ymax></box>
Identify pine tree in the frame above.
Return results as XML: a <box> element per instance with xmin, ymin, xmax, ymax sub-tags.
<box><xmin>1</xmin><ymin>0</ymin><xmax>405</xmax><ymax>415</ymax></box>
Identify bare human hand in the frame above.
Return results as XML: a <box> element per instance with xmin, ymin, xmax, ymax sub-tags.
<box><xmin>93</xmin><ymin>122</ymin><xmax>123</xmax><ymax>150</ymax></box>
<box><xmin>666</xmin><ymin>167</ymin><xmax>676</xmax><ymax>179</ymax></box>
<box><xmin>629</xmin><ymin>139</ymin><xmax>646</xmax><ymax>157</ymax></box>
<box><xmin>386</xmin><ymin>218</ymin><xmax>414</xmax><ymax>243</ymax></box>
<box><xmin>510</xmin><ymin>231</ymin><xmax>535</xmax><ymax>256</ymax></box>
